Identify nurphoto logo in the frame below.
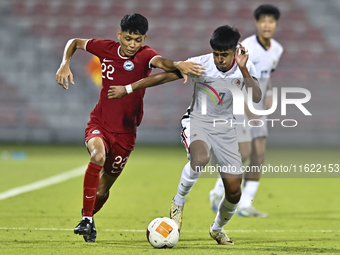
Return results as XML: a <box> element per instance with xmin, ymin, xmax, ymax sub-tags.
<box><xmin>198</xmin><ymin>80</ymin><xmax>311</xmax><ymax>128</ymax></box>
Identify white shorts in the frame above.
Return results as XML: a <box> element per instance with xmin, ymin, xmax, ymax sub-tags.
<box><xmin>235</xmin><ymin>115</ymin><xmax>252</xmax><ymax>143</ymax></box>
<box><xmin>250</xmin><ymin>116</ymin><xmax>268</xmax><ymax>139</ymax></box>
<box><xmin>180</xmin><ymin>112</ymin><xmax>242</xmax><ymax>175</ymax></box>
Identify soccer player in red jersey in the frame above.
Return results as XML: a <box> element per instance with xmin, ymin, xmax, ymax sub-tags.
<box><xmin>56</xmin><ymin>13</ymin><xmax>204</xmax><ymax>242</ymax></box>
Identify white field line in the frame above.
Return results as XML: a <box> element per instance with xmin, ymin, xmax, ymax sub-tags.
<box><xmin>0</xmin><ymin>227</ymin><xmax>339</xmax><ymax>233</ymax></box>
<box><xmin>0</xmin><ymin>165</ymin><xmax>87</xmax><ymax>201</ymax></box>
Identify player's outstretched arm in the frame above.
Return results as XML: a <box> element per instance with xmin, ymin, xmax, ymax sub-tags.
<box><xmin>107</xmin><ymin>71</ymin><xmax>181</xmax><ymax>99</ymax></box>
<box><xmin>235</xmin><ymin>43</ymin><xmax>262</xmax><ymax>103</ymax></box>
<box><xmin>56</xmin><ymin>38</ymin><xmax>88</xmax><ymax>89</ymax></box>
<box><xmin>150</xmin><ymin>56</ymin><xmax>205</xmax><ymax>83</ymax></box>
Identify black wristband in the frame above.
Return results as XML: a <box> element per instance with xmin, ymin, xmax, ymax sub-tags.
<box><xmin>173</xmin><ymin>69</ymin><xmax>183</xmax><ymax>79</ymax></box>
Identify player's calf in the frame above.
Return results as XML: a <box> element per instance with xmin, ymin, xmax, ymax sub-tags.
<box><xmin>222</xmin><ymin>176</ymin><xmax>242</xmax><ymax>204</ymax></box>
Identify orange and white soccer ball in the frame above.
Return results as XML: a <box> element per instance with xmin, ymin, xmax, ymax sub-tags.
<box><xmin>146</xmin><ymin>217</ymin><xmax>180</xmax><ymax>248</ymax></box>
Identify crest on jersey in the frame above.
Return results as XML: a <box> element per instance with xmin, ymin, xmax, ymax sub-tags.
<box><xmin>231</xmin><ymin>78</ymin><xmax>242</xmax><ymax>88</ymax></box>
<box><xmin>123</xmin><ymin>60</ymin><xmax>134</xmax><ymax>71</ymax></box>
<box><xmin>92</xmin><ymin>130</ymin><xmax>101</xmax><ymax>134</ymax></box>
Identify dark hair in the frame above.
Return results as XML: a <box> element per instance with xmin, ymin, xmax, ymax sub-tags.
<box><xmin>210</xmin><ymin>25</ymin><xmax>240</xmax><ymax>52</ymax></box>
<box><xmin>254</xmin><ymin>4</ymin><xmax>280</xmax><ymax>20</ymax></box>
<box><xmin>120</xmin><ymin>13</ymin><xmax>148</xmax><ymax>35</ymax></box>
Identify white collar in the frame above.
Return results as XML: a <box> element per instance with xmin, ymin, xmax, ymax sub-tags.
<box><xmin>217</xmin><ymin>58</ymin><xmax>236</xmax><ymax>78</ymax></box>
<box><xmin>117</xmin><ymin>45</ymin><xmax>130</xmax><ymax>59</ymax></box>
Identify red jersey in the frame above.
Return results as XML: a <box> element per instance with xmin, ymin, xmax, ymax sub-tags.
<box><xmin>85</xmin><ymin>39</ymin><xmax>159</xmax><ymax>133</ymax></box>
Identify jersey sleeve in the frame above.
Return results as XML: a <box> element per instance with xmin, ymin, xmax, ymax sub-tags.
<box><xmin>142</xmin><ymin>46</ymin><xmax>160</xmax><ymax>69</ymax></box>
<box><xmin>84</xmin><ymin>39</ymin><xmax>114</xmax><ymax>58</ymax></box>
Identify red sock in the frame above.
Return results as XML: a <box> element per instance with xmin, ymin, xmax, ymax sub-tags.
<box><xmin>82</xmin><ymin>162</ymin><xmax>102</xmax><ymax>217</ymax></box>
<box><xmin>93</xmin><ymin>192</ymin><xmax>110</xmax><ymax>215</ymax></box>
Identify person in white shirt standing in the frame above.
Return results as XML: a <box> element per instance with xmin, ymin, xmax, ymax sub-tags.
<box><xmin>209</xmin><ymin>4</ymin><xmax>283</xmax><ymax>218</ymax></box>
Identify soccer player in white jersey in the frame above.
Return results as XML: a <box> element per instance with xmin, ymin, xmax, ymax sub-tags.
<box><xmin>209</xmin><ymin>4</ymin><xmax>283</xmax><ymax>217</ymax></box>
<box><xmin>107</xmin><ymin>25</ymin><xmax>262</xmax><ymax>245</ymax></box>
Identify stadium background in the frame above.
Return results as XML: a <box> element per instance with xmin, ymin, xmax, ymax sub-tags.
<box><xmin>0</xmin><ymin>0</ymin><xmax>339</xmax><ymax>147</ymax></box>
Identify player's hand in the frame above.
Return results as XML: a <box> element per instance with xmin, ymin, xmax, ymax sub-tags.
<box><xmin>264</xmin><ymin>94</ymin><xmax>273</xmax><ymax>110</ymax></box>
<box><xmin>108</xmin><ymin>86</ymin><xmax>127</xmax><ymax>99</ymax></box>
<box><xmin>175</xmin><ymin>61</ymin><xmax>205</xmax><ymax>83</ymax></box>
<box><xmin>235</xmin><ymin>42</ymin><xmax>249</xmax><ymax>69</ymax></box>
<box><xmin>56</xmin><ymin>62</ymin><xmax>74</xmax><ymax>89</ymax></box>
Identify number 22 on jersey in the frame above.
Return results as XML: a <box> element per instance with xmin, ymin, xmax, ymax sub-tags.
<box><xmin>102</xmin><ymin>62</ymin><xmax>114</xmax><ymax>80</ymax></box>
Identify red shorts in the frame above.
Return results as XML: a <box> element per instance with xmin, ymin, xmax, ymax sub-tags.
<box><xmin>85</xmin><ymin>124</ymin><xmax>136</xmax><ymax>177</ymax></box>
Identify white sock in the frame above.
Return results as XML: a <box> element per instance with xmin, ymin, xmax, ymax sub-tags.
<box><xmin>239</xmin><ymin>180</ymin><xmax>260</xmax><ymax>209</ymax></box>
<box><xmin>174</xmin><ymin>162</ymin><xmax>201</xmax><ymax>206</ymax></box>
<box><xmin>211</xmin><ymin>177</ymin><xmax>224</xmax><ymax>196</ymax></box>
<box><xmin>174</xmin><ymin>194</ymin><xmax>185</xmax><ymax>205</ymax></box>
<box><xmin>214</xmin><ymin>196</ymin><xmax>238</xmax><ymax>228</ymax></box>
<box><xmin>82</xmin><ymin>216</ymin><xmax>93</xmax><ymax>223</ymax></box>
<box><xmin>211</xmin><ymin>222</ymin><xmax>222</xmax><ymax>231</ymax></box>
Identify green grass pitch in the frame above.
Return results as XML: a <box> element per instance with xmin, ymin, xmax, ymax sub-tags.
<box><xmin>0</xmin><ymin>144</ymin><xmax>339</xmax><ymax>254</ymax></box>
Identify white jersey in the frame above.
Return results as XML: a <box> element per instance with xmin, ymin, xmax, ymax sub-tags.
<box><xmin>180</xmin><ymin>53</ymin><xmax>256</xmax><ymax>173</ymax></box>
<box><xmin>186</xmin><ymin>53</ymin><xmax>257</xmax><ymax>128</ymax></box>
<box><xmin>241</xmin><ymin>34</ymin><xmax>283</xmax><ymax>110</ymax></box>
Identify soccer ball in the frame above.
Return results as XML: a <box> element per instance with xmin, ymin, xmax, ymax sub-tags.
<box><xmin>146</xmin><ymin>217</ymin><xmax>180</xmax><ymax>248</ymax></box>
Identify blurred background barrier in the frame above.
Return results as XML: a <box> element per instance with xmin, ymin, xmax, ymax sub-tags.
<box><xmin>0</xmin><ymin>0</ymin><xmax>339</xmax><ymax>146</ymax></box>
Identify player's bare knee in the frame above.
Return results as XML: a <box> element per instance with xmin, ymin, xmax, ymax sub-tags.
<box><xmin>90</xmin><ymin>150</ymin><xmax>105</xmax><ymax>166</ymax></box>
<box><xmin>96</xmin><ymin>190</ymin><xmax>108</xmax><ymax>200</ymax></box>
<box><xmin>190</xmin><ymin>155</ymin><xmax>209</xmax><ymax>170</ymax></box>
<box><xmin>225</xmin><ymin>189</ymin><xmax>241</xmax><ymax>204</ymax></box>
